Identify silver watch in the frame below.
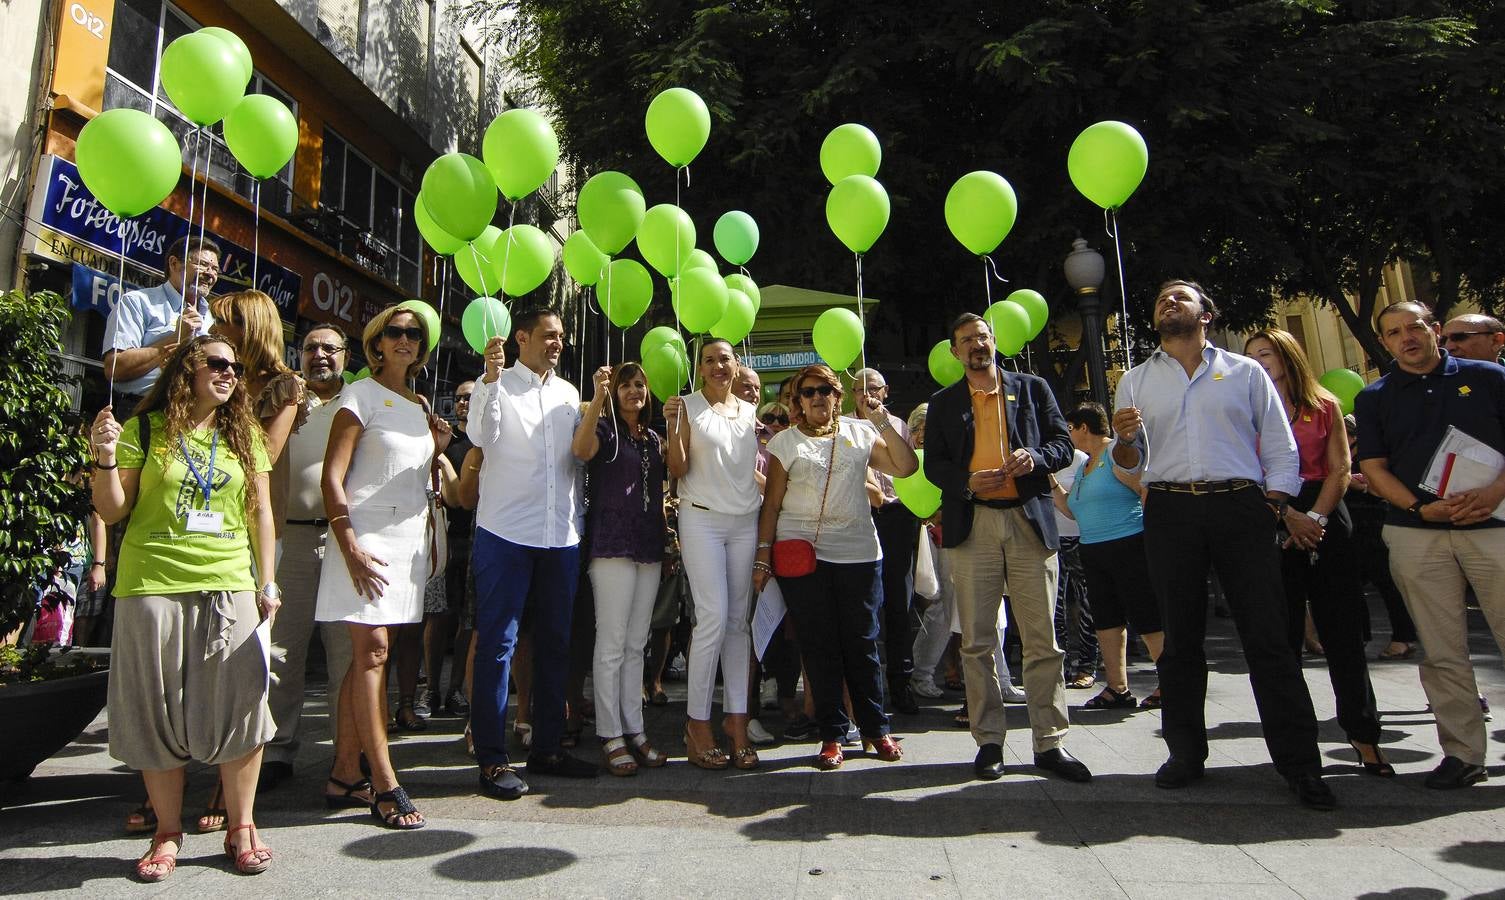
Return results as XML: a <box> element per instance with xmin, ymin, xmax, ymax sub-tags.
<box><xmin>1305</xmin><ymin>510</ymin><xmax>1329</xmax><ymax>527</ymax></box>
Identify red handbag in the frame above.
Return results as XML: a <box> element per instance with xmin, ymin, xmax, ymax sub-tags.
<box><xmin>771</xmin><ymin>420</ymin><xmax>839</xmax><ymax>579</ymax></box>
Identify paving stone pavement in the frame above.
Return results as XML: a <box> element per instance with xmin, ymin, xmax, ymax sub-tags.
<box><xmin>3</xmin><ymin>599</ymin><xmax>1503</xmax><ymax>898</ymax></box>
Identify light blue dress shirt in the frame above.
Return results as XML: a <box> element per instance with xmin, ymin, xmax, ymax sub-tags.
<box><xmin>1113</xmin><ymin>343</ymin><xmax>1301</xmax><ymax>496</ymax></box>
<box><xmin>102</xmin><ymin>281</ymin><xmax>214</xmax><ymax>396</ymax></box>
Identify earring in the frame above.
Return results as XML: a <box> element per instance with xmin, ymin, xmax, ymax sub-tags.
<box><xmin>373</xmin><ymin>350</ymin><xmax>384</xmax><ymax>361</ymax></box>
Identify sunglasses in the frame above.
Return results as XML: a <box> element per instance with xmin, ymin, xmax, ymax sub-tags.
<box><xmin>383</xmin><ymin>324</ymin><xmax>425</xmax><ymax>343</ymax></box>
<box><xmin>1442</xmin><ymin>331</ymin><xmax>1491</xmax><ymax>343</ymax></box>
<box><xmin>799</xmin><ymin>384</ymin><xmax>836</xmax><ymax>399</ymax></box>
<box><xmin>202</xmin><ymin>356</ymin><xmax>246</xmax><ymax>378</ymax></box>
<box><xmin>760</xmin><ymin>413</ymin><xmax>789</xmax><ymax>426</ymax></box>
<box><xmin>302</xmin><ymin>341</ymin><xmax>345</xmax><ymax>355</ymax></box>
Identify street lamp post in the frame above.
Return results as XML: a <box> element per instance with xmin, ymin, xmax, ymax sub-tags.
<box><xmin>1064</xmin><ymin>237</ymin><xmax>1109</xmax><ymax>409</ymax></box>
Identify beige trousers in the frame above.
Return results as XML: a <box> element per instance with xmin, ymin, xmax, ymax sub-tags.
<box><xmin>947</xmin><ymin>506</ymin><xmax>1069</xmax><ymax>751</ymax></box>
<box><xmin>1384</xmin><ymin>524</ymin><xmax>1505</xmax><ymax>766</ymax></box>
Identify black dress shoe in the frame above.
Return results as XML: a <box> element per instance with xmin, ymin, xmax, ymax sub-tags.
<box><xmin>892</xmin><ymin>683</ymin><xmax>920</xmax><ymax>715</ymax></box>
<box><xmin>974</xmin><ymin>743</ymin><xmax>1005</xmax><ymax>781</ymax></box>
<box><xmin>479</xmin><ymin>764</ymin><xmax>529</xmax><ymax>800</ymax></box>
<box><xmin>257</xmin><ymin>761</ymin><xmax>294</xmax><ymax>794</ymax></box>
<box><xmin>527</xmin><ymin>752</ymin><xmax>599</xmax><ymax>778</ymax></box>
<box><xmin>1286</xmin><ymin>773</ymin><xmax>1337</xmax><ymax>811</ymax></box>
<box><xmin>1034</xmin><ymin>747</ymin><xmax>1092</xmax><ymax>783</ymax></box>
<box><xmin>1424</xmin><ymin>756</ymin><xmax>1488</xmax><ymax>790</ymax></box>
<box><xmin>1154</xmin><ymin>757</ymin><xmax>1205</xmax><ymax>789</ymax></box>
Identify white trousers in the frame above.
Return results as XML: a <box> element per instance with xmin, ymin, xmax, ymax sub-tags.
<box><xmin>589</xmin><ymin>557</ymin><xmax>660</xmax><ymax>739</ymax></box>
<box><xmin>679</xmin><ymin>506</ymin><xmax>757</xmax><ymax>720</ymax></box>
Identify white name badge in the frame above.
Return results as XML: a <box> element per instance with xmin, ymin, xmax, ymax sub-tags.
<box><xmin>185</xmin><ymin>510</ymin><xmax>225</xmax><ymax>533</ymax></box>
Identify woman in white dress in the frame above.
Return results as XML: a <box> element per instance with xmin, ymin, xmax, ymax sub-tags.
<box><xmin>317</xmin><ymin>306</ymin><xmax>450</xmax><ymax>829</ymax></box>
<box><xmin>663</xmin><ymin>338</ymin><xmax>761</xmax><ymax>770</ymax></box>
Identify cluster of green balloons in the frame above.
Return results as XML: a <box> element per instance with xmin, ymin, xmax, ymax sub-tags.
<box><xmin>1318</xmin><ymin>368</ymin><xmax>1366</xmax><ymax>416</ymax></box>
<box><xmin>822</xmin><ymin>124</ymin><xmax>890</xmax><ymax>255</ymax></box>
<box><xmin>893</xmin><ymin>450</ymin><xmax>942</xmax><ymax>518</ymax></box>
<box><xmin>945</xmin><ymin>171</ymin><xmax>1018</xmax><ymax>257</ymax></box>
<box><xmin>452</xmin><ymin>225</ymin><xmax>555</xmax><ymax>298</ymax></box>
<box><xmin>983</xmin><ymin>289</ymin><xmax>1050</xmax><ymax>358</ymax></box>
<box><xmin>1068</xmin><ymin>121</ymin><xmax>1149</xmax><ymax>210</ymax></box>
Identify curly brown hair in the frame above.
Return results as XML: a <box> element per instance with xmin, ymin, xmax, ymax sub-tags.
<box><xmin>131</xmin><ymin>335</ymin><xmax>264</xmax><ymax>515</ymax></box>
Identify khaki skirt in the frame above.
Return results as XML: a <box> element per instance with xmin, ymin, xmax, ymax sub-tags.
<box><xmin>108</xmin><ymin>591</ymin><xmax>274</xmax><ymax>771</ymax></box>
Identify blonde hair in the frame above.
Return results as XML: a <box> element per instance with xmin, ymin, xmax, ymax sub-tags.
<box><xmin>210</xmin><ymin>290</ymin><xmax>290</xmax><ymax>382</ymax></box>
<box><xmin>1244</xmin><ymin>328</ymin><xmax>1332</xmax><ymax>414</ymax></box>
<box><xmin>363</xmin><ymin>305</ymin><xmax>431</xmax><ymax>381</ymax></box>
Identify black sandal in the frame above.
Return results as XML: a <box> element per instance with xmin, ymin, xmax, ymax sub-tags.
<box><xmin>1083</xmin><ymin>686</ymin><xmax>1137</xmax><ymax>710</ymax></box>
<box><xmin>393</xmin><ymin>697</ymin><xmax>427</xmax><ymax>732</ymax></box>
<box><xmin>324</xmin><ymin>775</ymin><xmax>374</xmax><ymax>809</ymax></box>
<box><xmin>196</xmin><ymin>782</ymin><xmax>227</xmax><ymax>834</ymax></box>
<box><xmin>1138</xmin><ymin>689</ymin><xmax>1163</xmax><ymax>709</ymax></box>
<box><xmin>124</xmin><ymin>797</ymin><xmax>157</xmax><ymax>834</ymax></box>
<box><xmin>370</xmin><ymin>786</ymin><xmax>425</xmax><ymax>830</ymax></box>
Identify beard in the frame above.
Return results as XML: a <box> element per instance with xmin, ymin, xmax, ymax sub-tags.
<box><xmin>1156</xmin><ymin>315</ymin><xmax>1199</xmax><ymax>338</ymax></box>
<box><xmin>306</xmin><ymin>369</ymin><xmax>342</xmax><ymax>387</ymax></box>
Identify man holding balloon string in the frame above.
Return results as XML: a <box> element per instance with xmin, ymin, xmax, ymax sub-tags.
<box><xmin>923</xmin><ymin>312</ymin><xmax>1091</xmax><ymax>784</ymax></box>
<box><xmin>103</xmin><ymin>236</ymin><xmax>221</xmax><ymax>408</ymax></box>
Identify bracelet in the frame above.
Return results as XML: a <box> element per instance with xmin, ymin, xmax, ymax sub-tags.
<box><xmin>756</xmin><ymin>541</ymin><xmax>772</xmax><ymax>549</ymax></box>
<box><xmin>752</xmin><ymin>561</ymin><xmax>773</xmax><ymax>574</ymax></box>
<box><xmin>91</xmin><ymin>561</ymin><xmax>106</xmax><ymax>568</ymax></box>
<box><xmin>329</xmin><ymin>514</ymin><xmax>351</xmax><ymax>525</ymax></box>
<box><xmin>93</xmin><ymin>460</ymin><xmax>118</xmax><ymax>470</ymax></box>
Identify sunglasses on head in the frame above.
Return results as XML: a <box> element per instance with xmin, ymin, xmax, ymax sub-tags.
<box><xmin>1442</xmin><ymin>331</ymin><xmax>1490</xmax><ymax>344</ymax></box>
<box><xmin>202</xmin><ymin>356</ymin><xmax>245</xmax><ymax>378</ymax></box>
<box><xmin>799</xmin><ymin>384</ymin><xmax>836</xmax><ymax>399</ymax></box>
<box><xmin>761</xmin><ymin>413</ymin><xmax>789</xmax><ymax>425</ymax></box>
<box><xmin>303</xmin><ymin>341</ymin><xmax>344</xmax><ymax>355</ymax></box>
<box><xmin>383</xmin><ymin>324</ymin><xmax>424</xmax><ymax>343</ymax></box>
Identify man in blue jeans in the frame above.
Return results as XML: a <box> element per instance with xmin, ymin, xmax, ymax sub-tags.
<box><xmin>468</xmin><ymin>307</ymin><xmax>596</xmax><ymax>799</ymax></box>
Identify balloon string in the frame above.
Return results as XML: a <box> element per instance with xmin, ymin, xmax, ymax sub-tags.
<box><xmin>179</xmin><ymin>127</ymin><xmax>201</xmax><ymax>343</ymax></box>
<box><xmin>108</xmin><ymin>226</ymin><xmax>128</xmax><ymax>404</ymax></box>
<box><xmin>1106</xmin><ymin>207</ymin><xmax>1133</xmax><ymax>372</ymax></box>
<box><xmin>196</xmin><ymin>135</ymin><xmax>212</xmax><ymax>305</ymax></box>
<box><xmin>432</xmin><ymin>259</ymin><xmax>450</xmax><ymax>405</ymax></box>
<box><xmin>674</xmin><ymin>166</ymin><xmax>688</xmax><ymax>391</ymax></box>
<box><xmin>252</xmin><ymin>181</ymin><xmax>261</xmax><ymax>289</ymax></box>
<box><xmin>606</xmin><ymin>263</ymin><xmax>620</xmax><ymax>463</ymax></box>
<box><xmin>982</xmin><ymin>258</ymin><xmax>991</xmax><ymax>309</ymax></box>
<box><xmin>855</xmin><ymin>252</ymin><xmax>867</xmax><ymax>373</ymax></box>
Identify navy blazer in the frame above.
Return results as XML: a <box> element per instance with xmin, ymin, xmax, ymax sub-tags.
<box><xmin>923</xmin><ymin>367</ymin><xmax>1075</xmax><ymax>551</ymax></box>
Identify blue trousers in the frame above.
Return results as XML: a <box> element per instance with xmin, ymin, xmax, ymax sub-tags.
<box><xmin>471</xmin><ymin>528</ymin><xmax>579</xmax><ymax>767</ymax></box>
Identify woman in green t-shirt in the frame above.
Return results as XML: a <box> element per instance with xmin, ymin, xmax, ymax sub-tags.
<box><xmin>91</xmin><ymin>335</ymin><xmax>279</xmax><ymax>882</ymax></box>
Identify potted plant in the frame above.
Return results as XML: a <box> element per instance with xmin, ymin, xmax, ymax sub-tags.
<box><xmin>0</xmin><ymin>289</ymin><xmax>108</xmax><ymax>782</ymax></box>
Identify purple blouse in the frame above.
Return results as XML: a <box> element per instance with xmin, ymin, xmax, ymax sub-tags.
<box><xmin>586</xmin><ymin>417</ymin><xmax>666</xmax><ymax>563</ymax></box>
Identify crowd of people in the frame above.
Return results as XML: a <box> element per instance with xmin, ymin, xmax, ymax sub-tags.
<box><xmin>58</xmin><ymin>239</ymin><xmax>1505</xmax><ymax>881</ymax></box>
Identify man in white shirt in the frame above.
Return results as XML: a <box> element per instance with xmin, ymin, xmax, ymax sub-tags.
<box><xmin>469</xmin><ymin>308</ymin><xmax>595</xmax><ymax>799</ymax></box>
<box><xmin>1112</xmin><ymin>280</ymin><xmax>1332</xmax><ymax>810</ymax></box>
<box><xmin>102</xmin><ymin>236</ymin><xmax>219</xmax><ymax>405</ymax></box>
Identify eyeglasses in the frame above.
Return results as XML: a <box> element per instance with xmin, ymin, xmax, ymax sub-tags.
<box><xmin>760</xmin><ymin>413</ymin><xmax>789</xmax><ymax>426</ymax></box>
<box><xmin>202</xmin><ymin>356</ymin><xmax>245</xmax><ymax>378</ymax></box>
<box><xmin>856</xmin><ymin>384</ymin><xmax>886</xmax><ymax>395</ymax></box>
<box><xmin>799</xmin><ymin>384</ymin><xmax>836</xmax><ymax>399</ymax></box>
<box><xmin>303</xmin><ymin>342</ymin><xmax>345</xmax><ymax>355</ymax></box>
<box><xmin>1442</xmin><ymin>331</ymin><xmax>1492</xmax><ymax>344</ymax></box>
<box><xmin>383</xmin><ymin>325</ymin><xmax>425</xmax><ymax>343</ymax></box>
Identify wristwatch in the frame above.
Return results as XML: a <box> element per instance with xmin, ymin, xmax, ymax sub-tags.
<box><xmin>1407</xmin><ymin>500</ymin><xmax>1426</xmax><ymax>516</ymax></box>
<box><xmin>1305</xmin><ymin>510</ymin><xmax>1329</xmax><ymax>527</ymax></box>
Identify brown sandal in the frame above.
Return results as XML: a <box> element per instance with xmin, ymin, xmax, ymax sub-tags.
<box><xmin>223</xmin><ymin>823</ymin><xmax>272</xmax><ymax>874</ymax></box>
<box><xmin>627</xmin><ymin>733</ymin><xmax>667</xmax><ymax>768</ymax></box>
<box><xmin>196</xmin><ymin>781</ymin><xmax>226</xmax><ymax>834</ymax></box>
<box><xmin>731</xmin><ymin>745</ymin><xmax>760</xmax><ymax>770</ymax></box>
<box><xmin>135</xmin><ymin>831</ymin><xmax>182</xmax><ymax>882</ymax></box>
<box><xmin>602</xmin><ymin>737</ymin><xmax>639</xmax><ymax>776</ymax></box>
<box><xmin>683</xmin><ymin>725</ymin><xmax>729</xmax><ymax>770</ymax></box>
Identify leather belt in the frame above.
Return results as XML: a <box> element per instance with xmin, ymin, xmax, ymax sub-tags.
<box><xmin>1146</xmin><ymin>479</ymin><xmax>1255</xmax><ymax>495</ymax></box>
<box><xmin>973</xmin><ymin>497</ymin><xmax>1025</xmax><ymax>510</ymax></box>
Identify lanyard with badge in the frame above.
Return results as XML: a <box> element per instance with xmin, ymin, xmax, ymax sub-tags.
<box><xmin>180</xmin><ymin>432</ymin><xmax>224</xmax><ymax>533</ymax></box>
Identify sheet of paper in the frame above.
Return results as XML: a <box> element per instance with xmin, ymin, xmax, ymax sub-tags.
<box><xmin>751</xmin><ymin>579</ymin><xmax>787</xmax><ymax>661</ymax></box>
<box><xmin>1419</xmin><ymin>425</ymin><xmax>1505</xmax><ymax>521</ymax></box>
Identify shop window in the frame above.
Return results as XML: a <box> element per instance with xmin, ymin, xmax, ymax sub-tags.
<box><xmin>319</xmin><ymin>129</ymin><xmax>420</xmax><ymax>293</ymax></box>
<box><xmin>103</xmin><ymin>0</ymin><xmax>297</xmax><ymax>215</ymax></box>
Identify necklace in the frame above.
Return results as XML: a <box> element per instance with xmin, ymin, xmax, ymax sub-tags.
<box><xmin>799</xmin><ymin>420</ymin><xmax>836</xmax><ymax>437</ymax></box>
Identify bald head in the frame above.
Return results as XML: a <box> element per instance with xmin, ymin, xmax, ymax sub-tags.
<box><xmin>1441</xmin><ymin>313</ymin><xmax>1505</xmax><ymax>362</ymax></box>
<box><xmin>733</xmin><ymin>367</ymin><xmax>762</xmax><ymax>404</ymax></box>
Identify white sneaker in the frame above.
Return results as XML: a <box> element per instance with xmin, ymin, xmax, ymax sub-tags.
<box><xmin>841</xmin><ymin>723</ymin><xmax>860</xmax><ymax>746</ymax></box>
<box><xmin>760</xmin><ymin>680</ymin><xmax>780</xmax><ymax>711</ymax></box>
<box><xmin>1001</xmin><ymin>686</ymin><xmax>1028</xmax><ymax>704</ymax></box>
<box><xmin>910</xmin><ymin>677</ymin><xmax>945</xmax><ymax>699</ymax></box>
<box><xmin>747</xmin><ymin>718</ymin><xmax>776</xmax><ymax>745</ymax></box>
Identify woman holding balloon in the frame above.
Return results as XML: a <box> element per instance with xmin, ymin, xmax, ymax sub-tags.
<box><xmin>663</xmin><ymin>338</ymin><xmax>761</xmax><ymax>769</ymax></box>
<box><xmin>1242</xmin><ymin>329</ymin><xmax>1389</xmax><ymax>776</ymax></box>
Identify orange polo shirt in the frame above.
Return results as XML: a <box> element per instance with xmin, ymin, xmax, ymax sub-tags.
<box><xmin>968</xmin><ymin>382</ymin><xmax>1018</xmax><ymax>500</ymax></box>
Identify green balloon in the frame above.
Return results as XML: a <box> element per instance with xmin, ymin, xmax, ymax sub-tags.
<box><xmin>813</xmin><ymin>307</ymin><xmax>864</xmax><ymax>371</ymax></box>
<box><xmin>456</xmin><ymin>226</ymin><xmax>503</xmax><ymax>296</ymax></box>
<box><xmin>350</xmin><ymin>366</ymin><xmax>372</xmax><ymax>382</ymax></box>
<box><xmin>160</xmin><ymin>32</ymin><xmax>248</xmax><ymax>126</ymax></box>
<box><xmin>894</xmin><ymin>449</ymin><xmax>942</xmax><ymax>518</ymax></box>
<box><xmin>671</xmin><ymin>267</ymin><xmax>729</xmax><ymax>333</ymax></box>
<box><xmin>461</xmin><ymin>296</ymin><xmax>511</xmax><ymax>353</ymax></box>
<box><xmin>713</xmin><ymin>211</ymin><xmax>759</xmax><ymax>266</ymax></box>
<box><xmin>1005</xmin><ymin>289</ymin><xmax>1049</xmax><ymax>339</ymax></box>
<box><xmin>1068</xmin><ymin>120</ymin><xmax>1149</xmax><ymax>210</ymax></box>
<box><xmin>482</xmin><ymin>108</ymin><xmax>559</xmax><ymax>202</ymax></box>
<box><xmin>341</xmin><ymin>369</ymin><xmax>357</xmax><ymax>384</ymax></box>
<box><xmin>562</xmin><ymin>231</ymin><xmax>608</xmax><ymax>286</ymax></box>
<box><xmin>645</xmin><ymin>87</ymin><xmax>710</xmax><ymax>168</ymax></box>
<box><xmin>1318</xmin><ymin>368</ymin><xmax>1366</xmax><ymax>416</ymax></box>
<box><xmin>637</xmin><ymin>204</ymin><xmax>697</xmax><ymax>278</ymax></box>
<box><xmin>928</xmin><ymin>340</ymin><xmax>964</xmax><ymax>387</ymax></box>
<box><xmin>640</xmin><ymin>326</ymin><xmax>687</xmax><ymax>360</ymax></box>
<box><xmin>75</xmin><ymin>109</ymin><xmax>182</xmax><ymax>218</ymax></box>
<box><xmin>414</xmin><ymin>193</ymin><xmax>464</xmax><ymax>256</ymax></box>
<box><xmin>826</xmin><ymin>175</ymin><xmax>890</xmax><ymax>254</ymax></box>
<box><xmin>396</xmin><ymin>299</ymin><xmax>441</xmax><ymax>351</ymax></box>
<box><xmin>223</xmin><ymin>94</ymin><xmax>297</xmax><ymax>180</ymax></box>
<box><xmin>724</xmin><ymin>273</ymin><xmax>760</xmax><ymax>311</ymax></box>
<box><xmin>492</xmin><ymin>224</ymin><xmax>554</xmax><ymax>297</ymax></box>
<box><xmin>710</xmin><ymin>288</ymin><xmax>756</xmax><ymax>344</ymax></box>
<box><xmin>820</xmin><ymin>123</ymin><xmax>881</xmax><ymax>185</ymax></box>
<box><xmin>643</xmin><ymin>342</ymin><xmax>691</xmax><ymax>402</ymax></box>
<box><xmin>420</xmin><ymin>153</ymin><xmax>497</xmax><ymax>242</ymax></box>
<box><xmin>944</xmin><ymin>171</ymin><xmax>1018</xmax><ymax>256</ymax></box>
<box><xmin>984</xmin><ymin>300</ymin><xmax>1031</xmax><ymax>356</ymax></box>
<box><xmin>600</xmin><ymin>258</ymin><xmax>653</xmax><ymax>328</ymax></box>
<box><xmin>577</xmin><ymin>171</ymin><xmax>645</xmax><ymax>255</ymax></box>
<box><xmin>682</xmin><ymin>248</ymin><xmax>718</xmax><ymax>275</ymax></box>
<box><xmin>198</xmin><ymin>27</ymin><xmax>253</xmax><ymax>88</ymax></box>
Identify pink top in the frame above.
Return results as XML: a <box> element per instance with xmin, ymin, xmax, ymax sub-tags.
<box><xmin>1290</xmin><ymin>397</ymin><xmax>1338</xmax><ymax>482</ymax></box>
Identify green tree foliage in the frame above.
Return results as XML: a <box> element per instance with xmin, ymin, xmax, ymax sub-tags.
<box><xmin>0</xmin><ymin>291</ymin><xmax>91</xmax><ymax>637</ymax></box>
<box><xmin>469</xmin><ymin>0</ymin><xmax>1504</xmax><ymax>375</ymax></box>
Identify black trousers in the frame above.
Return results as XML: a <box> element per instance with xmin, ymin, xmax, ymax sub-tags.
<box><xmin>1143</xmin><ymin>486</ymin><xmax>1321</xmax><ymax>776</ymax></box>
<box><xmin>873</xmin><ymin>502</ymin><xmax>918</xmax><ymax>690</ymax></box>
<box><xmin>1348</xmin><ymin>491</ymin><xmax>1418</xmax><ymax>643</ymax></box>
<box><xmin>1281</xmin><ymin>483</ymin><xmax>1381</xmax><ymax>744</ymax></box>
<box><xmin>1053</xmin><ymin>537</ymin><xmax>1100</xmax><ymax>674</ymax></box>
<box><xmin>781</xmin><ymin>560</ymin><xmax>891</xmax><ymax>742</ymax></box>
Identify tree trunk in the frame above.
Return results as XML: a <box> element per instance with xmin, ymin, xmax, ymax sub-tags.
<box><xmin>1422</xmin><ymin>208</ymin><xmax>1459</xmax><ymax>323</ymax></box>
<box><xmin>1303</xmin><ymin>241</ymin><xmax>1390</xmax><ymax>369</ymax></box>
